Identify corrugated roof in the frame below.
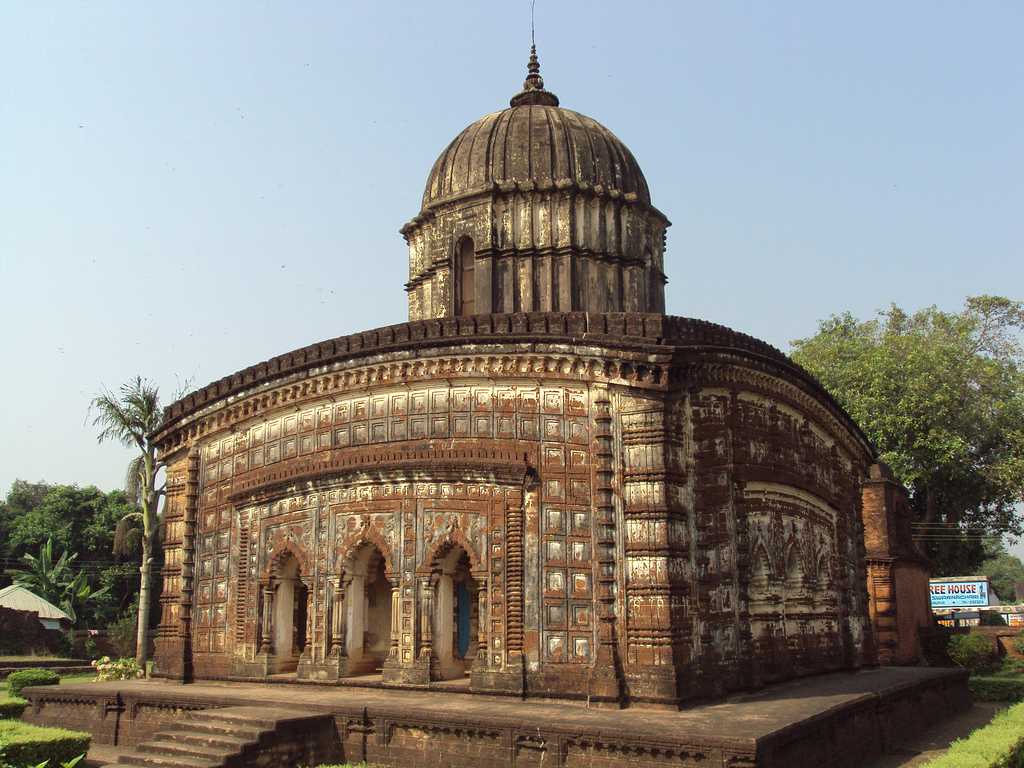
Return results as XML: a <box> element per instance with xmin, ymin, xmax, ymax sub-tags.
<box><xmin>0</xmin><ymin>584</ymin><xmax>71</xmax><ymax>622</ymax></box>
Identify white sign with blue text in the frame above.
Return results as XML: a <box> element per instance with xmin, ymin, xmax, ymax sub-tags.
<box><xmin>929</xmin><ymin>580</ymin><xmax>988</xmax><ymax>608</ymax></box>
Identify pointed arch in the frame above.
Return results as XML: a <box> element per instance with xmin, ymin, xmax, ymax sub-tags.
<box><xmin>420</xmin><ymin>526</ymin><xmax>484</xmax><ymax>577</ymax></box>
<box><xmin>261</xmin><ymin>534</ymin><xmax>312</xmax><ymax>583</ymax></box>
<box><xmin>337</xmin><ymin>525</ymin><xmax>396</xmax><ymax>581</ymax></box>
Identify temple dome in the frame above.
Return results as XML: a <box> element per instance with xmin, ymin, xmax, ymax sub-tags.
<box><xmin>420</xmin><ymin>48</ymin><xmax>651</xmax><ymax>210</ymax></box>
<box><xmin>405</xmin><ymin>46</ymin><xmax>669</xmax><ymax>321</ymax></box>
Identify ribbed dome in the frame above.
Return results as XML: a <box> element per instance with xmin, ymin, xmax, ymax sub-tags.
<box><xmin>421</xmin><ymin>104</ymin><xmax>651</xmax><ymax>209</ymax></box>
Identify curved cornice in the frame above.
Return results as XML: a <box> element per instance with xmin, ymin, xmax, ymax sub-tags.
<box><xmin>152</xmin><ymin>312</ymin><xmax>872</xmax><ymax>462</ymax></box>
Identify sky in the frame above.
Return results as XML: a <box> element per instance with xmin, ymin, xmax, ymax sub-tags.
<box><xmin>1</xmin><ymin>2</ymin><xmax>1021</xmax><ymax>549</ymax></box>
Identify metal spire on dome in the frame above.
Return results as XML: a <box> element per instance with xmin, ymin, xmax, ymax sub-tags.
<box><xmin>510</xmin><ymin>1</ymin><xmax>559</xmax><ymax>107</ymax></box>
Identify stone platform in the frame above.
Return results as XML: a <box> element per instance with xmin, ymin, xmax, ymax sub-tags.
<box><xmin>21</xmin><ymin>667</ymin><xmax>969</xmax><ymax>768</ymax></box>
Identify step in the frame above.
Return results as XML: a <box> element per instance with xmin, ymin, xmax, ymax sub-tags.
<box><xmin>161</xmin><ymin>720</ymin><xmax>264</xmax><ymax>742</ymax></box>
<box><xmin>114</xmin><ymin>752</ymin><xmax>221</xmax><ymax>768</ymax></box>
<box><xmin>136</xmin><ymin>739</ymin><xmax>237</xmax><ymax>761</ymax></box>
<box><xmin>195</xmin><ymin>706</ymin><xmax>316</xmax><ymax>730</ymax></box>
<box><xmin>150</xmin><ymin>729</ymin><xmax>254</xmax><ymax>752</ymax></box>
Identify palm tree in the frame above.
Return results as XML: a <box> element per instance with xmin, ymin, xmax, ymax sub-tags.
<box><xmin>13</xmin><ymin>538</ymin><xmax>109</xmax><ymax>625</ymax></box>
<box><xmin>91</xmin><ymin>376</ymin><xmax>165</xmax><ymax>667</ymax></box>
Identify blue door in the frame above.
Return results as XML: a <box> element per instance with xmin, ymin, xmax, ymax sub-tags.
<box><xmin>456</xmin><ymin>580</ymin><xmax>471</xmax><ymax>658</ymax></box>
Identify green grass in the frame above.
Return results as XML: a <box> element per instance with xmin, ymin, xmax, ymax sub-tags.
<box><xmin>57</xmin><ymin>673</ymin><xmax>97</xmax><ymax>685</ymax></box>
<box><xmin>0</xmin><ymin>657</ymin><xmax>79</xmax><ymax>663</ymax></box>
<box><xmin>924</xmin><ymin>701</ymin><xmax>1024</xmax><ymax>767</ymax></box>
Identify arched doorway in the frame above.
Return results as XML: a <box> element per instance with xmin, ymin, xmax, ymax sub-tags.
<box><xmin>345</xmin><ymin>544</ymin><xmax>392</xmax><ymax>674</ymax></box>
<box><xmin>433</xmin><ymin>546</ymin><xmax>479</xmax><ymax>680</ymax></box>
<box><xmin>272</xmin><ymin>554</ymin><xmax>308</xmax><ymax>673</ymax></box>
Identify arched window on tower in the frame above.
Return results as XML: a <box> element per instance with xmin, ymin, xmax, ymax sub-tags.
<box><xmin>457</xmin><ymin>237</ymin><xmax>475</xmax><ymax>316</ymax></box>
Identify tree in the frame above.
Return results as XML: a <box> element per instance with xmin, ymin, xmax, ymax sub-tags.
<box><xmin>0</xmin><ymin>481</ymin><xmax>140</xmax><ymax>625</ymax></box>
<box><xmin>12</xmin><ymin>538</ymin><xmax>109</xmax><ymax>625</ymax></box>
<box><xmin>91</xmin><ymin>377</ymin><xmax>166</xmax><ymax>667</ymax></box>
<box><xmin>0</xmin><ymin>481</ymin><xmax>51</xmax><ymax>584</ymax></box>
<box><xmin>979</xmin><ymin>549</ymin><xmax>1024</xmax><ymax>603</ymax></box>
<box><xmin>790</xmin><ymin>296</ymin><xmax>1024</xmax><ymax>574</ymax></box>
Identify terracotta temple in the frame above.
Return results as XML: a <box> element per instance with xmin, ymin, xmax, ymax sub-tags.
<box><xmin>149</xmin><ymin>48</ymin><xmax>925</xmax><ymax>707</ymax></box>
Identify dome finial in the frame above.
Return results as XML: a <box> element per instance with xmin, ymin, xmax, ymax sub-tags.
<box><xmin>524</xmin><ymin>44</ymin><xmax>543</xmax><ymax>91</ymax></box>
<box><xmin>510</xmin><ymin>39</ymin><xmax>559</xmax><ymax>107</ymax></box>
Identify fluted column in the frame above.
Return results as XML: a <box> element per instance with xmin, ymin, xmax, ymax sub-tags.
<box><xmin>419</xmin><ymin>577</ymin><xmax>434</xmax><ymax>660</ymax></box>
<box><xmin>388</xmin><ymin>578</ymin><xmax>401</xmax><ymax>660</ymax></box>
<box><xmin>330</xmin><ymin>579</ymin><xmax>348</xmax><ymax>658</ymax></box>
<box><xmin>257</xmin><ymin>584</ymin><xmax>274</xmax><ymax>655</ymax></box>
<box><xmin>476</xmin><ymin>577</ymin><xmax>488</xmax><ymax>659</ymax></box>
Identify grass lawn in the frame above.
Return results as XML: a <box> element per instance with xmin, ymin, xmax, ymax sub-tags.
<box><xmin>0</xmin><ymin>656</ymin><xmax>79</xmax><ymax>663</ymax></box>
<box><xmin>57</xmin><ymin>673</ymin><xmax>97</xmax><ymax>685</ymax></box>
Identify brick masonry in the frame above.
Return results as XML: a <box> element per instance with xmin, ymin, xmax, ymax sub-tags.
<box><xmin>21</xmin><ymin>668</ymin><xmax>969</xmax><ymax>768</ymax></box>
<box><xmin>146</xmin><ymin>51</ymin><xmax>926</xmax><ymax>707</ymax></box>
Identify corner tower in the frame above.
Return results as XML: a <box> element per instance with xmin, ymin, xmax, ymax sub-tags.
<box><xmin>402</xmin><ymin>47</ymin><xmax>671</xmax><ymax>320</ymax></box>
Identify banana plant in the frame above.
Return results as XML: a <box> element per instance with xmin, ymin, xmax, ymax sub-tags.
<box><xmin>12</xmin><ymin>538</ymin><xmax>109</xmax><ymax>625</ymax></box>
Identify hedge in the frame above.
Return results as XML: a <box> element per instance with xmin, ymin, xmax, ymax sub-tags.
<box><xmin>0</xmin><ymin>698</ymin><xmax>26</xmax><ymax>720</ymax></box>
<box><xmin>924</xmin><ymin>701</ymin><xmax>1024</xmax><ymax>767</ymax></box>
<box><xmin>6</xmin><ymin>670</ymin><xmax>59</xmax><ymax>699</ymax></box>
<box><xmin>969</xmin><ymin>676</ymin><xmax>1024</xmax><ymax>703</ymax></box>
<box><xmin>0</xmin><ymin>720</ymin><xmax>90</xmax><ymax>767</ymax></box>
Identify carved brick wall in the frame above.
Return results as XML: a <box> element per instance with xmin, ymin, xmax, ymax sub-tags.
<box><xmin>153</xmin><ymin>323</ymin><xmax>877</xmax><ymax>703</ymax></box>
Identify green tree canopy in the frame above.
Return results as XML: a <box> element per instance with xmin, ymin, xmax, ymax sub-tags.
<box><xmin>979</xmin><ymin>549</ymin><xmax>1024</xmax><ymax>604</ymax></box>
<box><xmin>790</xmin><ymin>296</ymin><xmax>1024</xmax><ymax>574</ymax></box>
<box><xmin>0</xmin><ymin>481</ymin><xmax>141</xmax><ymax>625</ymax></box>
<box><xmin>12</xmin><ymin>537</ymin><xmax>110</xmax><ymax>625</ymax></box>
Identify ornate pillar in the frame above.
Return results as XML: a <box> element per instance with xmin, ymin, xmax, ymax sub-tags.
<box><xmin>257</xmin><ymin>583</ymin><xmax>274</xmax><ymax>655</ymax></box>
<box><xmin>419</xmin><ymin>576</ymin><xmax>434</xmax><ymax>661</ymax></box>
<box><xmin>329</xmin><ymin>578</ymin><xmax>348</xmax><ymax>658</ymax></box>
<box><xmin>388</xmin><ymin>578</ymin><xmax>401</xmax><ymax>661</ymax></box>
<box><xmin>301</xmin><ymin>584</ymin><xmax>314</xmax><ymax>660</ymax></box>
<box><xmin>472</xmin><ymin>576</ymin><xmax>488</xmax><ymax>670</ymax></box>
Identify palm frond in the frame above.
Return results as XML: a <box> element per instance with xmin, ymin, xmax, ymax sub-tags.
<box><xmin>90</xmin><ymin>376</ymin><xmax>164</xmax><ymax>449</ymax></box>
<box><xmin>125</xmin><ymin>454</ymin><xmax>146</xmax><ymax>506</ymax></box>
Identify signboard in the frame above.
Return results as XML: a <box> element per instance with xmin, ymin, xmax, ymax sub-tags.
<box><xmin>929</xmin><ymin>580</ymin><xmax>989</xmax><ymax>608</ymax></box>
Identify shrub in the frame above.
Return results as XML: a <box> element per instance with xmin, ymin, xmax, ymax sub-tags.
<box><xmin>980</xmin><ymin>611</ymin><xmax>1008</xmax><ymax>627</ymax></box>
<box><xmin>90</xmin><ymin>657</ymin><xmax>142</xmax><ymax>682</ymax></box>
<box><xmin>1013</xmin><ymin>632</ymin><xmax>1024</xmax><ymax>656</ymax></box>
<box><xmin>948</xmin><ymin>634</ymin><xmax>999</xmax><ymax>674</ymax></box>
<box><xmin>6</xmin><ymin>670</ymin><xmax>59</xmax><ymax>699</ymax></box>
<box><xmin>923</xmin><ymin>700</ymin><xmax>1024</xmax><ymax>767</ymax></box>
<box><xmin>82</xmin><ymin>636</ymin><xmax>98</xmax><ymax>661</ymax></box>
<box><xmin>105</xmin><ymin>614</ymin><xmax>136</xmax><ymax>660</ymax></box>
<box><xmin>0</xmin><ymin>720</ymin><xmax>90</xmax><ymax>767</ymax></box>
<box><xmin>0</xmin><ymin>698</ymin><xmax>27</xmax><ymax>720</ymax></box>
<box><xmin>969</xmin><ymin>676</ymin><xmax>1024</xmax><ymax>702</ymax></box>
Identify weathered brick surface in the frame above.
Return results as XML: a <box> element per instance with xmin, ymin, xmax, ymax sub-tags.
<box><xmin>148</xmin><ymin>54</ymin><xmax>890</xmax><ymax>707</ymax></box>
<box><xmin>862</xmin><ymin>463</ymin><xmax>932</xmax><ymax>665</ymax></box>
<box><xmin>21</xmin><ymin>669</ymin><xmax>969</xmax><ymax>768</ymax></box>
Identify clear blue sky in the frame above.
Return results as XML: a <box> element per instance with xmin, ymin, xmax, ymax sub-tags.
<box><xmin>1</xmin><ymin>2</ymin><xmax>1021</xmax><ymax>549</ymax></box>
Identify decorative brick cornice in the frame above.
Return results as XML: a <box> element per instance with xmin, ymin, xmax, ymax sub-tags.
<box><xmin>154</xmin><ymin>312</ymin><xmax>867</xmax><ymax>458</ymax></box>
<box><xmin>226</xmin><ymin>444</ymin><xmax>536</xmax><ymax>505</ymax></box>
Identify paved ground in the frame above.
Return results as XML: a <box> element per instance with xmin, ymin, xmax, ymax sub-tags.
<box><xmin>867</xmin><ymin>701</ymin><xmax>1007</xmax><ymax>768</ymax></box>
<box><xmin>62</xmin><ymin>666</ymin><xmax>959</xmax><ymax>752</ymax></box>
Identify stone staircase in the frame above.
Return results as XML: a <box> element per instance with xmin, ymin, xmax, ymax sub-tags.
<box><xmin>102</xmin><ymin>706</ymin><xmax>335</xmax><ymax>768</ymax></box>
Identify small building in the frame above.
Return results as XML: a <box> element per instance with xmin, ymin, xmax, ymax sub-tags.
<box><xmin>0</xmin><ymin>585</ymin><xmax>72</xmax><ymax>631</ymax></box>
